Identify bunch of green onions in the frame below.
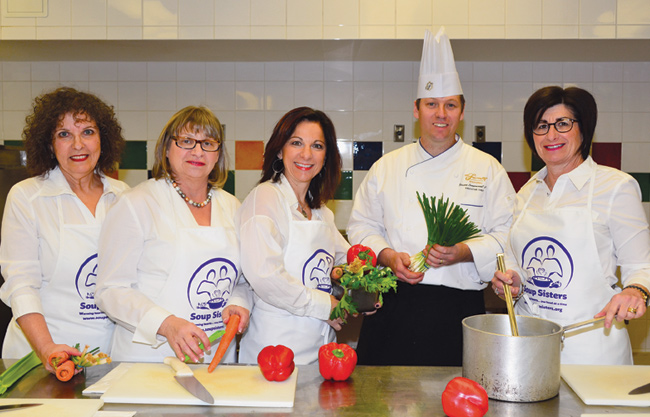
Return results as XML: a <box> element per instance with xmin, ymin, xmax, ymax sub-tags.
<box><xmin>409</xmin><ymin>192</ymin><xmax>482</xmax><ymax>272</ymax></box>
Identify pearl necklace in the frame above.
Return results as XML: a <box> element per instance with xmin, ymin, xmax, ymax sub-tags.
<box><xmin>166</xmin><ymin>178</ymin><xmax>212</xmax><ymax>208</ymax></box>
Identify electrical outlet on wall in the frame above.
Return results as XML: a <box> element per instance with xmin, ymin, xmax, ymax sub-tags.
<box><xmin>475</xmin><ymin>126</ymin><xmax>486</xmax><ymax>143</ymax></box>
<box><xmin>394</xmin><ymin>124</ymin><xmax>405</xmax><ymax>142</ymax></box>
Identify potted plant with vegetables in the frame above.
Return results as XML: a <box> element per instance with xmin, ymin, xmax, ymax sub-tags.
<box><xmin>409</xmin><ymin>192</ymin><xmax>482</xmax><ymax>272</ymax></box>
<box><xmin>330</xmin><ymin>245</ymin><xmax>397</xmax><ymax>322</ymax></box>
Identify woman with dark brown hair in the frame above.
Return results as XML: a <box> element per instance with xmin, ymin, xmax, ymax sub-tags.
<box><xmin>0</xmin><ymin>87</ymin><xmax>128</xmax><ymax>374</ymax></box>
<box><xmin>236</xmin><ymin>107</ymin><xmax>349</xmax><ymax>364</ymax></box>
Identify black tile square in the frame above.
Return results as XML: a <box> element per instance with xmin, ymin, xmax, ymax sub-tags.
<box><xmin>353</xmin><ymin>141</ymin><xmax>383</xmax><ymax>171</ymax></box>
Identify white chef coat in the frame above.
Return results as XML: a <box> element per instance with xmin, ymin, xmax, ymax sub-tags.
<box><xmin>507</xmin><ymin>157</ymin><xmax>650</xmax><ymax>345</ymax></box>
<box><xmin>0</xmin><ymin>167</ymin><xmax>128</xmax><ymax>357</ymax></box>
<box><xmin>236</xmin><ymin>177</ymin><xmax>349</xmax><ymax>363</ymax></box>
<box><xmin>347</xmin><ymin>136</ymin><xmax>516</xmax><ymax>289</ymax></box>
<box><xmin>96</xmin><ymin>178</ymin><xmax>253</xmax><ymax>362</ymax></box>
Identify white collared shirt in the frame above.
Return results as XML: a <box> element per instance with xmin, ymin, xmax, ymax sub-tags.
<box><xmin>347</xmin><ymin>136</ymin><xmax>516</xmax><ymax>289</ymax></box>
<box><xmin>506</xmin><ymin>156</ymin><xmax>650</xmax><ymax>292</ymax></box>
<box><xmin>235</xmin><ymin>176</ymin><xmax>349</xmax><ymax>320</ymax></box>
<box><xmin>0</xmin><ymin>167</ymin><xmax>129</xmax><ymax>318</ymax></box>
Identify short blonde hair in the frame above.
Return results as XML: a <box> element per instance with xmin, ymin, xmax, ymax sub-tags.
<box><xmin>152</xmin><ymin>106</ymin><xmax>228</xmax><ymax>189</ymax></box>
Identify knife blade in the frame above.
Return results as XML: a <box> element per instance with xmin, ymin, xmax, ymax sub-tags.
<box><xmin>0</xmin><ymin>403</ymin><xmax>42</xmax><ymax>412</ymax></box>
<box><xmin>629</xmin><ymin>381</ymin><xmax>650</xmax><ymax>395</ymax></box>
<box><xmin>163</xmin><ymin>356</ymin><xmax>214</xmax><ymax>404</ymax></box>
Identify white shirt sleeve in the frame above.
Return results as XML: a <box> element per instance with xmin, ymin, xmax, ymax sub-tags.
<box><xmin>346</xmin><ymin>164</ymin><xmax>391</xmax><ymax>258</ymax></box>
<box><xmin>237</xmin><ymin>184</ymin><xmax>332</xmax><ymax>320</ymax></box>
<box><xmin>0</xmin><ymin>184</ymin><xmax>44</xmax><ymax>318</ymax></box>
<box><xmin>607</xmin><ymin>176</ymin><xmax>650</xmax><ymax>290</ymax></box>
<box><xmin>96</xmin><ymin>192</ymin><xmax>171</xmax><ymax>347</ymax></box>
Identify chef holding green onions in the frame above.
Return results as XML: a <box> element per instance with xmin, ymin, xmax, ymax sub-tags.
<box><xmin>347</xmin><ymin>27</ymin><xmax>516</xmax><ymax>366</ymax></box>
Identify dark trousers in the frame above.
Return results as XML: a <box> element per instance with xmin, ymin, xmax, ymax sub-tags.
<box><xmin>356</xmin><ymin>281</ymin><xmax>485</xmax><ymax>366</ymax></box>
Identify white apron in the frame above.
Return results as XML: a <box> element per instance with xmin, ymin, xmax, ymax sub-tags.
<box><xmin>239</xmin><ymin>204</ymin><xmax>337</xmax><ymax>365</ymax></box>
<box><xmin>110</xmin><ymin>193</ymin><xmax>240</xmax><ymax>363</ymax></box>
<box><xmin>511</xmin><ymin>171</ymin><xmax>632</xmax><ymax>365</ymax></box>
<box><xmin>3</xmin><ymin>199</ymin><xmax>113</xmax><ymax>358</ymax></box>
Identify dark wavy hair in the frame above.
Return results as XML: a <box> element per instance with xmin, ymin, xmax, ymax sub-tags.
<box><xmin>151</xmin><ymin>106</ymin><xmax>228</xmax><ymax>189</ymax></box>
<box><xmin>23</xmin><ymin>87</ymin><xmax>125</xmax><ymax>177</ymax></box>
<box><xmin>261</xmin><ymin>107</ymin><xmax>341</xmax><ymax>209</ymax></box>
<box><xmin>523</xmin><ymin>86</ymin><xmax>597</xmax><ymax>160</ymax></box>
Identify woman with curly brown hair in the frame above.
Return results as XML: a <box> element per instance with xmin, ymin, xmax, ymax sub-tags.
<box><xmin>0</xmin><ymin>87</ymin><xmax>128</xmax><ymax>374</ymax></box>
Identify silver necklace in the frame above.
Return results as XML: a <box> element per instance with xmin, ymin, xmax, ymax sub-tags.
<box><xmin>166</xmin><ymin>178</ymin><xmax>212</xmax><ymax>208</ymax></box>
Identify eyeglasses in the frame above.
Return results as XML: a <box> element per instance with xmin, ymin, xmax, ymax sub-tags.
<box><xmin>533</xmin><ymin>118</ymin><xmax>579</xmax><ymax>135</ymax></box>
<box><xmin>172</xmin><ymin>136</ymin><xmax>221</xmax><ymax>152</ymax></box>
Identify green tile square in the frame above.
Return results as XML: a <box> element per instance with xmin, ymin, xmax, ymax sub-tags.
<box><xmin>531</xmin><ymin>153</ymin><xmax>545</xmax><ymax>172</ymax></box>
<box><xmin>630</xmin><ymin>173</ymin><xmax>650</xmax><ymax>202</ymax></box>
<box><xmin>334</xmin><ymin>170</ymin><xmax>353</xmax><ymax>200</ymax></box>
<box><xmin>120</xmin><ymin>141</ymin><xmax>148</xmax><ymax>170</ymax></box>
<box><xmin>223</xmin><ymin>170</ymin><xmax>235</xmax><ymax>195</ymax></box>
<box><xmin>3</xmin><ymin>140</ymin><xmax>24</xmax><ymax>148</ymax></box>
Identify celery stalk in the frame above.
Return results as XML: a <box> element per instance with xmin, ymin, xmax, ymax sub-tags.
<box><xmin>0</xmin><ymin>351</ymin><xmax>41</xmax><ymax>394</ymax></box>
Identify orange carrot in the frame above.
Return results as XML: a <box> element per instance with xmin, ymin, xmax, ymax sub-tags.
<box><xmin>55</xmin><ymin>360</ymin><xmax>75</xmax><ymax>382</ymax></box>
<box><xmin>207</xmin><ymin>315</ymin><xmax>240</xmax><ymax>373</ymax></box>
<box><xmin>48</xmin><ymin>351</ymin><xmax>69</xmax><ymax>368</ymax></box>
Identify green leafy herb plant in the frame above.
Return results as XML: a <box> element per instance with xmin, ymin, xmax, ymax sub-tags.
<box><xmin>409</xmin><ymin>192</ymin><xmax>482</xmax><ymax>273</ymax></box>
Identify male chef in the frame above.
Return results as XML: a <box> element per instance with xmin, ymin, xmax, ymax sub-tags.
<box><xmin>347</xmin><ymin>27</ymin><xmax>516</xmax><ymax>366</ymax></box>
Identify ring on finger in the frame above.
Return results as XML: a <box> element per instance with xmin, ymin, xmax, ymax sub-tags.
<box><xmin>628</xmin><ymin>306</ymin><xmax>638</xmax><ymax>314</ymax></box>
<box><xmin>494</xmin><ymin>287</ymin><xmax>499</xmax><ymax>295</ymax></box>
<box><xmin>439</xmin><ymin>259</ymin><xmax>444</xmax><ymax>265</ymax></box>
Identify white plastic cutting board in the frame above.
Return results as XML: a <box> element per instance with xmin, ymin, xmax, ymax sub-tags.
<box><xmin>101</xmin><ymin>363</ymin><xmax>297</xmax><ymax>407</ymax></box>
<box><xmin>562</xmin><ymin>364</ymin><xmax>650</xmax><ymax>406</ymax></box>
<box><xmin>0</xmin><ymin>398</ymin><xmax>103</xmax><ymax>417</ymax></box>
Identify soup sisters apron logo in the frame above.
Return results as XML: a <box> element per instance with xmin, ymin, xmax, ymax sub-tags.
<box><xmin>75</xmin><ymin>254</ymin><xmax>110</xmax><ymax>321</ymax></box>
<box><xmin>520</xmin><ymin>236</ymin><xmax>574</xmax><ymax>312</ymax></box>
<box><xmin>302</xmin><ymin>249</ymin><xmax>334</xmax><ymax>293</ymax></box>
<box><xmin>186</xmin><ymin>258</ymin><xmax>237</xmax><ymax>329</ymax></box>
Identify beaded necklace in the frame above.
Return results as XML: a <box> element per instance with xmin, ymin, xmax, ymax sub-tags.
<box><xmin>166</xmin><ymin>178</ymin><xmax>212</xmax><ymax>208</ymax></box>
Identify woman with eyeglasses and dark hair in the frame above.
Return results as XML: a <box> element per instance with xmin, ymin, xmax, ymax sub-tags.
<box><xmin>491</xmin><ymin>86</ymin><xmax>650</xmax><ymax>365</ymax></box>
<box><xmin>235</xmin><ymin>107</ymin><xmax>350</xmax><ymax>365</ymax></box>
<box><xmin>96</xmin><ymin>106</ymin><xmax>251</xmax><ymax>363</ymax></box>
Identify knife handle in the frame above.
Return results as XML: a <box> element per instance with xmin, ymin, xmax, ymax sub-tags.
<box><xmin>164</xmin><ymin>356</ymin><xmax>193</xmax><ymax>377</ymax></box>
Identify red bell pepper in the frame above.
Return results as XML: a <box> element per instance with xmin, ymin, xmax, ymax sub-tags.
<box><xmin>318</xmin><ymin>342</ymin><xmax>357</xmax><ymax>381</ymax></box>
<box><xmin>257</xmin><ymin>345</ymin><xmax>295</xmax><ymax>382</ymax></box>
<box><xmin>441</xmin><ymin>377</ymin><xmax>489</xmax><ymax>417</ymax></box>
<box><xmin>347</xmin><ymin>244</ymin><xmax>377</xmax><ymax>267</ymax></box>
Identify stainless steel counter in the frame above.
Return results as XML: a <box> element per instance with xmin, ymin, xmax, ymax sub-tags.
<box><xmin>1</xmin><ymin>361</ymin><xmax>646</xmax><ymax>416</ymax></box>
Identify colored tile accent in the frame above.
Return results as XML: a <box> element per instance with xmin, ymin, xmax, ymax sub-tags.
<box><xmin>235</xmin><ymin>140</ymin><xmax>264</xmax><ymax>170</ymax></box>
<box><xmin>3</xmin><ymin>140</ymin><xmax>23</xmax><ymax>148</ymax></box>
<box><xmin>223</xmin><ymin>170</ymin><xmax>235</xmax><ymax>195</ymax></box>
<box><xmin>334</xmin><ymin>170</ymin><xmax>353</xmax><ymax>200</ymax></box>
<box><xmin>531</xmin><ymin>153</ymin><xmax>545</xmax><ymax>172</ymax></box>
<box><xmin>630</xmin><ymin>173</ymin><xmax>650</xmax><ymax>203</ymax></box>
<box><xmin>120</xmin><ymin>141</ymin><xmax>148</xmax><ymax>170</ymax></box>
<box><xmin>507</xmin><ymin>171</ymin><xmax>532</xmax><ymax>193</ymax></box>
<box><xmin>353</xmin><ymin>141</ymin><xmax>382</xmax><ymax>171</ymax></box>
<box><xmin>472</xmin><ymin>141</ymin><xmax>502</xmax><ymax>163</ymax></box>
<box><xmin>592</xmin><ymin>142</ymin><xmax>621</xmax><ymax>170</ymax></box>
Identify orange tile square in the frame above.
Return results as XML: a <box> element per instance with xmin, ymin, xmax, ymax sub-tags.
<box><xmin>235</xmin><ymin>140</ymin><xmax>265</xmax><ymax>170</ymax></box>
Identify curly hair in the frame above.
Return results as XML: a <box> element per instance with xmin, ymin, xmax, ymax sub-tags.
<box><xmin>260</xmin><ymin>107</ymin><xmax>342</xmax><ymax>208</ymax></box>
<box><xmin>23</xmin><ymin>87</ymin><xmax>125</xmax><ymax>177</ymax></box>
<box><xmin>151</xmin><ymin>106</ymin><xmax>228</xmax><ymax>189</ymax></box>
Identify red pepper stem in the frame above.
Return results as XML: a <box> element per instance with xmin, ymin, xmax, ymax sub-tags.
<box><xmin>332</xmin><ymin>348</ymin><xmax>345</xmax><ymax>359</ymax></box>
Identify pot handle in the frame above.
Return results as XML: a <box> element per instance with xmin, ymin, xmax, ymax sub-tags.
<box><xmin>562</xmin><ymin>316</ymin><xmax>605</xmax><ymax>333</ymax></box>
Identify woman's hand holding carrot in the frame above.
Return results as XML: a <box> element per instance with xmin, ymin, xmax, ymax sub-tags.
<box><xmin>159</xmin><ymin>315</ymin><xmax>211</xmax><ymax>364</ymax></box>
<box><xmin>208</xmin><ymin>314</ymin><xmax>241</xmax><ymax>373</ymax></box>
<box><xmin>39</xmin><ymin>343</ymin><xmax>81</xmax><ymax>374</ymax></box>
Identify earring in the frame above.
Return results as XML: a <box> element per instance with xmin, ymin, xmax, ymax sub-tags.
<box><xmin>272</xmin><ymin>158</ymin><xmax>284</xmax><ymax>174</ymax></box>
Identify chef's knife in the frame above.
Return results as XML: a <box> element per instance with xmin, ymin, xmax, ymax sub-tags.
<box><xmin>164</xmin><ymin>356</ymin><xmax>214</xmax><ymax>404</ymax></box>
<box><xmin>0</xmin><ymin>403</ymin><xmax>42</xmax><ymax>412</ymax></box>
<box><xmin>629</xmin><ymin>381</ymin><xmax>650</xmax><ymax>395</ymax></box>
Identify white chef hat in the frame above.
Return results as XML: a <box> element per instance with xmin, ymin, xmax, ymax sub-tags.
<box><xmin>416</xmin><ymin>27</ymin><xmax>463</xmax><ymax>99</ymax></box>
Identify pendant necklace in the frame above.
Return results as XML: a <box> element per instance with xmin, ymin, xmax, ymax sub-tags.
<box><xmin>166</xmin><ymin>177</ymin><xmax>212</xmax><ymax>208</ymax></box>
<box><xmin>297</xmin><ymin>201</ymin><xmax>308</xmax><ymax>218</ymax></box>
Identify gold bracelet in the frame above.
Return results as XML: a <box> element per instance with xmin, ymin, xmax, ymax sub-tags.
<box><xmin>625</xmin><ymin>284</ymin><xmax>649</xmax><ymax>307</ymax></box>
